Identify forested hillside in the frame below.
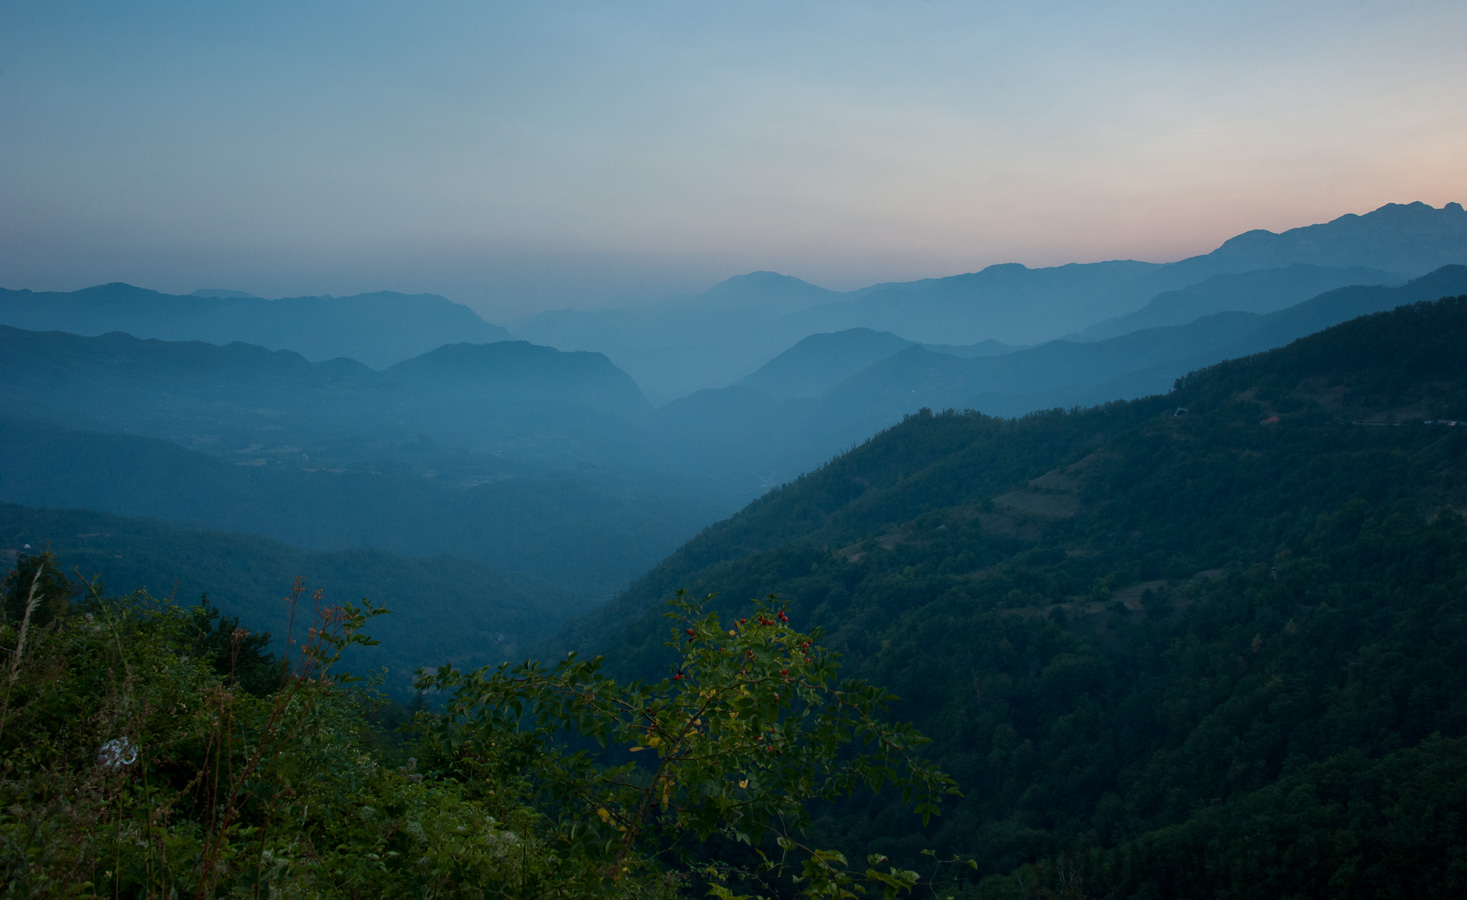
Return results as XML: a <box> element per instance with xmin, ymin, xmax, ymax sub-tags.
<box><xmin>549</xmin><ymin>295</ymin><xmax>1467</xmax><ymax>896</ymax></box>
<box><xmin>0</xmin><ymin>503</ymin><xmax>579</xmax><ymax>690</ymax></box>
<box><xmin>4</xmin><ymin>296</ymin><xmax>1464</xmax><ymax>898</ymax></box>
<box><xmin>0</xmin><ymin>419</ymin><xmax>712</xmax><ymax>597</ymax></box>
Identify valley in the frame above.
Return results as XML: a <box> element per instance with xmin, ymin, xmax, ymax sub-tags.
<box><xmin>3</xmin><ymin>200</ymin><xmax>1466</xmax><ymax>896</ymax></box>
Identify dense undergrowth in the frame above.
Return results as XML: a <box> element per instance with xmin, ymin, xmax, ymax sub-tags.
<box><xmin>0</xmin><ymin>555</ymin><xmax>961</xmax><ymax>898</ymax></box>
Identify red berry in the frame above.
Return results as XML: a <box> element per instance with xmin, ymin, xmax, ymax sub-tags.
<box><xmin>780</xmin><ymin>669</ymin><xmax>788</xmax><ymax>676</ymax></box>
<box><xmin>686</xmin><ymin>628</ymin><xmax>696</xmax><ymax>636</ymax></box>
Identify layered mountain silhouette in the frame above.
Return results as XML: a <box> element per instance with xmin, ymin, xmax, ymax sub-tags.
<box><xmin>514</xmin><ymin>272</ymin><xmax>844</xmax><ymax>403</ymax></box>
<box><xmin>0</xmin><ymin>329</ymin><xmax>709</xmax><ymax>596</ymax></box>
<box><xmin>6</xmin><ymin>200</ymin><xmax>1466</xmax><ymax>604</ymax></box>
<box><xmin>834</xmin><ymin>266</ymin><xmax>1467</xmax><ymax>416</ymax></box>
<box><xmin>0</xmin><ymin>283</ymin><xmax>513</xmax><ymax>368</ymax></box>
<box><xmin>0</xmin><ymin>416</ymin><xmax>714</xmax><ymax>597</ymax></box>
<box><xmin>737</xmin><ymin>328</ymin><xmax>917</xmax><ymax>400</ymax></box>
<box><xmin>9</xmin><ymin>265</ymin><xmax>1464</xmax><ymax>515</ymax></box>
<box><xmin>653</xmin><ymin>267</ymin><xmax>1467</xmax><ymax>497</ymax></box>
<box><xmin>515</xmin><ymin>202</ymin><xmax>1467</xmax><ymax>401</ymax></box>
<box><xmin>1075</xmin><ymin>263</ymin><xmax>1406</xmax><ymax>339</ymax></box>
<box><xmin>0</xmin><ymin>329</ymin><xmax>648</xmax><ymax>466</ymax></box>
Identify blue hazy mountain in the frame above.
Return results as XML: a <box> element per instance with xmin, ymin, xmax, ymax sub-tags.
<box><xmin>783</xmin><ymin>202</ymin><xmax>1467</xmax><ymax>346</ymax></box>
<box><xmin>386</xmin><ymin>341</ymin><xmax>648</xmax><ymax>419</ymax></box>
<box><xmin>737</xmin><ymin>328</ymin><xmax>918</xmax><ymax>400</ymax></box>
<box><xmin>514</xmin><ymin>271</ymin><xmax>844</xmax><ymax>404</ymax></box>
<box><xmin>516</xmin><ymin>202</ymin><xmax>1467</xmax><ymax>402</ymax></box>
<box><xmin>0</xmin><ymin>329</ymin><xmax>649</xmax><ymax>467</ymax></box>
<box><xmin>833</xmin><ymin>265</ymin><xmax>1467</xmax><ymax>418</ymax></box>
<box><xmin>15</xmin><ymin>267</ymin><xmax>1459</xmax><ymax>586</ymax></box>
<box><xmin>784</xmin><ymin>259</ymin><xmax>1164</xmax><ymax>346</ymax></box>
<box><xmin>737</xmin><ymin>328</ymin><xmax>1024</xmax><ymax>401</ymax></box>
<box><xmin>919</xmin><ymin>338</ymin><xmax>1020</xmax><ymax>358</ymax></box>
<box><xmin>0</xmin><ymin>502</ymin><xmax>581</xmax><ymax>690</ymax></box>
<box><xmin>1197</xmin><ymin>200</ymin><xmax>1467</xmax><ymax>273</ymax></box>
<box><xmin>0</xmin><ymin>282</ymin><xmax>514</xmax><ymax>369</ymax></box>
<box><xmin>653</xmin><ymin>266</ymin><xmax>1467</xmax><ymax>498</ymax></box>
<box><xmin>0</xmin><ymin>416</ymin><xmax>715</xmax><ymax>598</ymax></box>
<box><xmin>680</xmin><ymin>270</ymin><xmax>842</xmax><ymax>312</ymax></box>
<box><xmin>1075</xmin><ymin>264</ymin><xmax>1406</xmax><ymax>340</ymax></box>
<box><xmin>0</xmin><ymin>328</ymin><xmax>722</xmax><ymax>597</ymax></box>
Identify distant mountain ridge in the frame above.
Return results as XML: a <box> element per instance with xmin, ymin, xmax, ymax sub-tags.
<box><xmin>737</xmin><ymin>328</ymin><xmax>917</xmax><ymax>400</ymax></box>
<box><xmin>513</xmin><ymin>272</ymin><xmax>846</xmax><ymax>403</ymax></box>
<box><xmin>1202</xmin><ymin>200</ymin><xmax>1467</xmax><ymax>274</ymax></box>
<box><xmin>682</xmin><ymin>270</ymin><xmax>838</xmax><ymax>313</ymax></box>
<box><xmin>0</xmin><ymin>282</ymin><xmax>514</xmax><ymax>369</ymax></box>
<box><xmin>785</xmin><ymin>202</ymin><xmax>1467</xmax><ymax>345</ymax></box>
<box><xmin>7</xmin><ymin>202</ymin><xmax>1460</xmax><ymax>404</ymax></box>
<box><xmin>1075</xmin><ymin>263</ymin><xmax>1407</xmax><ymax>340</ymax></box>
<box><xmin>650</xmin><ymin>266</ymin><xmax>1467</xmax><ymax>498</ymax></box>
<box><xmin>386</xmin><ymin>341</ymin><xmax>650</xmax><ymax>419</ymax></box>
<box><xmin>832</xmin><ymin>265</ymin><xmax>1467</xmax><ymax>417</ymax></box>
<box><xmin>0</xmin><ymin>327</ymin><xmax>651</xmax><ymax>470</ymax></box>
<box><xmin>517</xmin><ymin>201</ymin><xmax>1467</xmax><ymax>401</ymax></box>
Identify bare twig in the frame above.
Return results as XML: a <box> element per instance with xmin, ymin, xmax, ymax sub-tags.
<box><xmin>0</xmin><ymin>564</ymin><xmax>45</xmax><ymax>746</ymax></box>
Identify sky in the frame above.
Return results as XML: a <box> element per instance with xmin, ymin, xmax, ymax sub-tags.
<box><xmin>2</xmin><ymin>0</ymin><xmax>1465</xmax><ymax>320</ymax></box>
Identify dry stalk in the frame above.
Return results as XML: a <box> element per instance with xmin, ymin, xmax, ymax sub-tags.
<box><xmin>0</xmin><ymin>565</ymin><xmax>45</xmax><ymax>746</ymax></box>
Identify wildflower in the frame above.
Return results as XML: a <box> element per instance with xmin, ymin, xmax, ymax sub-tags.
<box><xmin>98</xmin><ymin>737</ymin><xmax>138</xmax><ymax>768</ymax></box>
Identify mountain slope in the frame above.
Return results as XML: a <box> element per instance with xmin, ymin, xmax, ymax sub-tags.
<box><xmin>512</xmin><ymin>272</ymin><xmax>845</xmax><ymax>403</ymax></box>
<box><xmin>829</xmin><ymin>265</ymin><xmax>1467</xmax><ymax>418</ymax></box>
<box><xmin>386</xmin><ymin>340</ymin><xmax>649</xmax><ymax>419</ymax></box>
<box><xmin>737</xmin><ymin>328</ymin><xmax>916</xmax><ymax>400</ymax></box>
<box><xmin>1076</xmin><ymin>263</ymin><xmax>1406</xmax><ymax>339</ymax></box>
<box><xmin>546</xmin><ymin>294</ymin><xmax>1467</xmax><ymax>893</ymax></box>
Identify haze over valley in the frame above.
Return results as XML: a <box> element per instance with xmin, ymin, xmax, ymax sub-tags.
<box><xmin>3</xmin><ymin>199</ymin><xmax>1466</xmax><ymax>620</ymax></box>
<box><xmin>4</xmin><ymin>2</ymin><xmax>1467</xmax><ymax>895</ymax></box>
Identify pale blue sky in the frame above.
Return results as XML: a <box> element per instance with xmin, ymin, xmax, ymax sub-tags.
<box><xmin>2</xmin><ymin>1</ymin><xmax>1465</xmax><ymax>318</ymax></box>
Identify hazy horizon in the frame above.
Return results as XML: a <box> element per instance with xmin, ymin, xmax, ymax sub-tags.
<box><xmin>3</xmin><ymin>1</ymin><xmax>1465</xmax><ymax>320</ymax></box>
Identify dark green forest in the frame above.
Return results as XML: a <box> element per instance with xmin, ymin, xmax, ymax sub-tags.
<box><xmin>3</xmin><ymin>297</ymin><xmax>1466</xmax><ymax>897</ymax></box>
<box><xmin>550</xmin><ymin>296</ymin><xmax>1467</xmax><ymax>897</ymax></box>
<box><xmin>0</xmin><ymin>504</ymin><xmax>583</xmax><ymax>689</ymax></box>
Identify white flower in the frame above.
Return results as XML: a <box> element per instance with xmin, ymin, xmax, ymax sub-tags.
<box><xmin>98</xmin><ymin>737</ymin><xmax>138</xmax><ymax>768</ymax></box>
